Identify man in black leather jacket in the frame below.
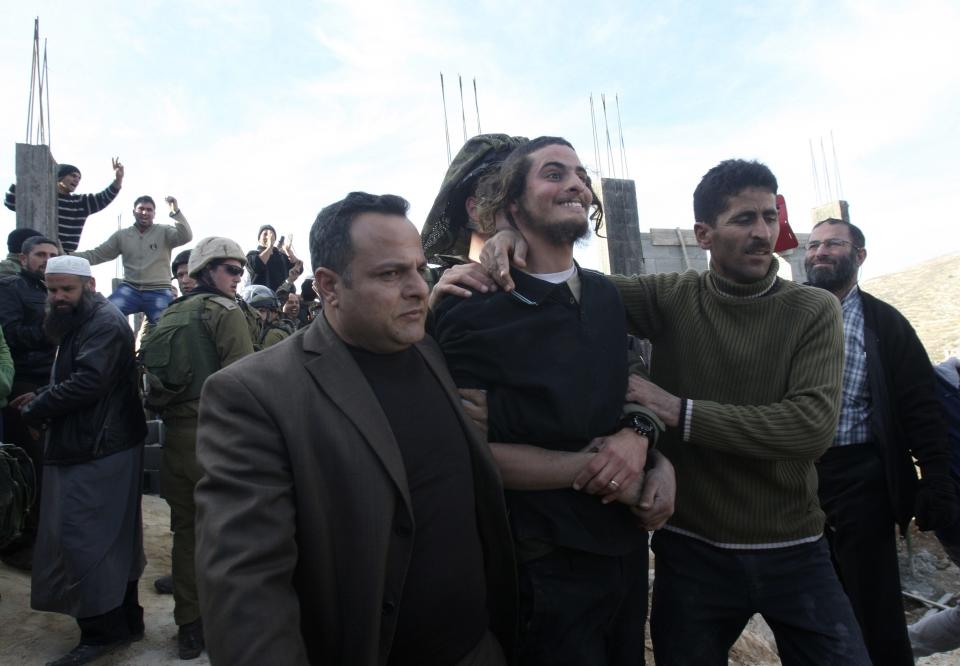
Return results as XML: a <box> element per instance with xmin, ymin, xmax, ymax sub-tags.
<box><xmin>11</xmin><ymin>255</ymin><xmax>147</xmax><ymax>666</ymax></box>
<box><xmin>0</xmin><ymin>235</ymin><xmax>59</xmax><ymax>570</ymax></box>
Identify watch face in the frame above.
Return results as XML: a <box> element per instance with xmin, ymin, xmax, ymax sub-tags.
<box><xmin>631</xmin><ymin>415</ymin><xmax>656</xmax><ymax>438</ymax></box>
<box><xmin>622</xmin><ymin>414</ymin><xmax>655</xmax><ymax>438</ymax></box>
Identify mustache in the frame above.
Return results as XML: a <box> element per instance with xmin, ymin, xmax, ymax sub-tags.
<box><xmin>745</xmin><ymin>240</ymin><xmax>771</xmax><ymax>253</ymax></box>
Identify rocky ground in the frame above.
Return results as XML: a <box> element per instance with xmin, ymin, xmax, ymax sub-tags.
<box><xmin>642</xmin><ymin>524</ymin><xmax>960</xmax><ymax>665</ymax></box>
<box><xmin>2</xmin><ymin>496</ymin><xmax>958</xmax><ymax>665</ymax></box>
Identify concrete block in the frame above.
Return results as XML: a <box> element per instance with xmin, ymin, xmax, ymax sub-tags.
<box><xmin>600</xmin><ymin>178</ymin><xmax>646</xmax><ymax>275</ymax></box>
<box><xmin>14</xmin><ymin>144</ymin><xmax>58</xmax><ymax>242</ymax></box>
<box><xmin>650</xmin><ymin>228</ymin><xmax>698</xmax><ymax>246</ymax></box>
<box><xmin>811</xmin><ymin>200</ymin><xmax>850</xmax><ymax>225</ymax></box>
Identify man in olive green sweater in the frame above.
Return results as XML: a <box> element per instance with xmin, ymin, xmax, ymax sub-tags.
<box><xmin>481</xmin><ymin>159</ymin><xmax>870</xmax><ymax>665</ymax></box>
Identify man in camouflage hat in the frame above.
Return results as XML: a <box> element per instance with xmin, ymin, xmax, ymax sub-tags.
<box><xmin>421</xmin><ymin>133</ymin><xmax>528</xmax><ymax>267</ymax></box>
<box><xmin>141</xmin><ymin>236</ymin><xmax>255</xmax><ymax>660</ymax></box>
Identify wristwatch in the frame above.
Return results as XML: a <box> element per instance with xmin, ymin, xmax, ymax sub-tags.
<box><xmin>619</xmin><ymin>413</ymin><xmax>657</xmax><ymax>442</ymax></box>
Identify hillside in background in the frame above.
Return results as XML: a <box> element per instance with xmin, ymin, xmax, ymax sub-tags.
<box><xmin>861</xmin><ymin>253</ymin><xmax>959</xmax><ymax>363</ymax></box>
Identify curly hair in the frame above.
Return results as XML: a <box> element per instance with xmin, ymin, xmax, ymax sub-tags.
<box><xmin>474</xmin><ymin>136</ymin><xmax>603</xmax><ymax>236</ymax></box>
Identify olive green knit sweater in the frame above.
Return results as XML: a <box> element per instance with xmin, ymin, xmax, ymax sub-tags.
<box><xmin>611</xmin><ymin>260</ymin><xmax>844</xmax><ymax>546</ymax></box>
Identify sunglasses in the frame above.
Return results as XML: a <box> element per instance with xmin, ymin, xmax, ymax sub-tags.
<box><xmin>217</xmin><ymin>264</ymin><xmax>245</xmax><ymax>276</ymax></box>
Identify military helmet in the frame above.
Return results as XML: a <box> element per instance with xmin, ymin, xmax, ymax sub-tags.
<box><xmin>171</xmin><ymin>249</ymin><xmax>192</xmax><ymax>278</ymax></box>
<box><xmin>187</xmin><ymin>236</ymin><xmax>246</xmax><ymax>277</ymax></box>
<box><xmin>241</xmin><ymin>284</ymin><xmax>280</xmax><ymax>310</ymax></box>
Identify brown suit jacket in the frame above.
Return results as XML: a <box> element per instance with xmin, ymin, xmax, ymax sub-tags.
<box><xmin>195</xmin><ymin>314</ymin><xmax>517</xmax><ymax>665</ymax></box>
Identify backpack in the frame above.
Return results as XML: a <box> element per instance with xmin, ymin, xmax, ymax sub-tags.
<box><xmin>0</xmin><ymin>443</ymin><xmax>36</xmax><ymax>549</ymax></box>
<box><xmin>141</xmin><ymin>296</ymin><xmax>221</xmax><ymax>412</ymax></box>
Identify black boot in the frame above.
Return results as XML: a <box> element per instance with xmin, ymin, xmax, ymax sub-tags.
<box><xmin>178</xmin><ymin>618</ymin><xmax>204</xmax><ymax>660</ymax></box>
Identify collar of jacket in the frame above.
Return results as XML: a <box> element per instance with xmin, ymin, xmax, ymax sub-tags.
<box><xmin>507</xmin><ymin>262</ymin><xmax>580</xmax><ymax>306</ymax></box>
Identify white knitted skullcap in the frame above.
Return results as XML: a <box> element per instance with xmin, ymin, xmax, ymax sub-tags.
<box><xmin>45</xmin><ymin>255</ymin><xmax>93</xmax><ymax>277</ymax></box>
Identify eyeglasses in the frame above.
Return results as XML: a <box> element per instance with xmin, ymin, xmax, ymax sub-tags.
<box><xmin>217</xmin><ymin>264</ymin><xmax>245</xmax><ymax>276</ymax></box>
<box><xmin>805</xmin><ymin>238</ymin><xmax>862</xmax><ymax>252</ymax></box>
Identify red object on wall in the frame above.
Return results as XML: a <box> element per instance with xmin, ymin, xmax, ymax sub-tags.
<box><xmin>774</xmin><ymin>194</ymin><xmax>799</xmax><ymax>252</ymax></box>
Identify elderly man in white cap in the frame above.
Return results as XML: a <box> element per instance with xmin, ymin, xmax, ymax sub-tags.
<box><xmin>10</xmin><ymin>255</ymin><xmax>148</xmax><ymax>666</ymax></box>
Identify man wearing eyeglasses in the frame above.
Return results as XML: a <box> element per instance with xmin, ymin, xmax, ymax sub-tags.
<box><xmin>141</xmin><ymin>236</ymin><xmax>255</xmax><ymax>660</ymax></box>
<box><xmin>806</xmin><ymin>218</ymin><xmax>956</xmax><ymax>666</ymax></box>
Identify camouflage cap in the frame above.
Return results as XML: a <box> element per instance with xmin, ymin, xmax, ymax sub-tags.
<box><xmin>421</xmin><ymin>133</ymin><xmax>527</xmax><ymax>260</ymax></box>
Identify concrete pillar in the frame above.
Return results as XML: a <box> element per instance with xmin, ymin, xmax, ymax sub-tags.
<box><xmin>811</xmin><ymin>200</ymin><xmax>850</xmax><ymax>225</ymax></box>
<box><xmin>14</xmin><ymin>143</ymin><xmax>58</xmax><ymax>242</ymax></box>
<box><xmin>778</xmin><ymin>232</ymin><xmax>810</xmax><ymax>283</ymax></box>
<box><xmin>600</xmin><ymin>178</ymin><xmax>645</xmax><ymax>276</ymax></box>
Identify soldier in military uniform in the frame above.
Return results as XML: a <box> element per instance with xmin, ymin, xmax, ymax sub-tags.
<box><xmin>241</xmin><ymin>285</ymin><xmax>295</xmax><ymax>349</ymax></box>
<box><xmin>142</xmin><ymin>236</ymin><xmax>254</xmax><ymax>660</ymax></box>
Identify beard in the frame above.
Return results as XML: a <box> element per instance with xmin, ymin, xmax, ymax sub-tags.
<box><xmin>806</xmin><ymin>249</ymin><xmax>858</xmax><ymax>292</ymax></box>
<box><xmin>43</xmin><ymin>289</ymin><xmax>98</xmax><ymax>343</ymax></box>
<box><xmin>515</xmin><ymin>203</ymin><xmax>591</xmax><ymax>247</ymax></box>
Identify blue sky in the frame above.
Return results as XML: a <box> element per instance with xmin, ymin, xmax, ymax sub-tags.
<box><xmin>1</xmin><ymin>0</ymin><xmax>957</xmax><ymax>286</ymax></box>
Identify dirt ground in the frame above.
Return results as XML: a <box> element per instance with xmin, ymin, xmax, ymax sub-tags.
<box><xmin>2</xmin><ymin>497</ymin><xmax>959</xmax><ymax>665</ymax></box>
<box><xmin>0</xmin><ymin>495</ymin><xmax>208</xmax><ymax>666</ymax></box>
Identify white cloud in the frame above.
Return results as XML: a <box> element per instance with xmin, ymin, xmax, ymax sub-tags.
<box><xmin>1</xmin><ymin>0</ymin><xmax>957</xmax><ymax>288</ymax></box>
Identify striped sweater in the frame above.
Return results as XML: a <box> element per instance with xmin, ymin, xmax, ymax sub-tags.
<box><xmin>4</xmin><ymin>182</ymin><xmax>120</xmax><ymax>252</ymax></box>
<box><xmin>610</xmin><ymin>260</ymin><xmax>844</xmax><ymax>545</ymax></box>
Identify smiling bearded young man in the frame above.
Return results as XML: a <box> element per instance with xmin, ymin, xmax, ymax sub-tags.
<box><xmin>433</xmin><ymin>136</ymin><xmax>676</xmax><ymax>666</ymax></box>
<box><xmin>478</xmin><ymin>158</ymin><xmax>872</xmax><ymax>665</ymax></box>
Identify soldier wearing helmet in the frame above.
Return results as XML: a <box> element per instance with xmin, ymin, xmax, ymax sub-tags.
<box><xmin>141</xmin><ymin>236</ymin><xmax>254</xmax><ymax>660</ymax></box>
<box><xmin>171</xmin><ymin>249</ymin><xmax>195</xmax><ymax>296</ymax></box>
<box><xmin>241</xmin><ymin>284</ymin><xmax>294</xmax><ymax>349</ymax></box>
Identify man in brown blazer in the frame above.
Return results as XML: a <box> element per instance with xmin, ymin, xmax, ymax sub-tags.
<box><xmin>194</xmin><ymin>192</ymin><xmax>517</xmax><ymax>666</ymax></box>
